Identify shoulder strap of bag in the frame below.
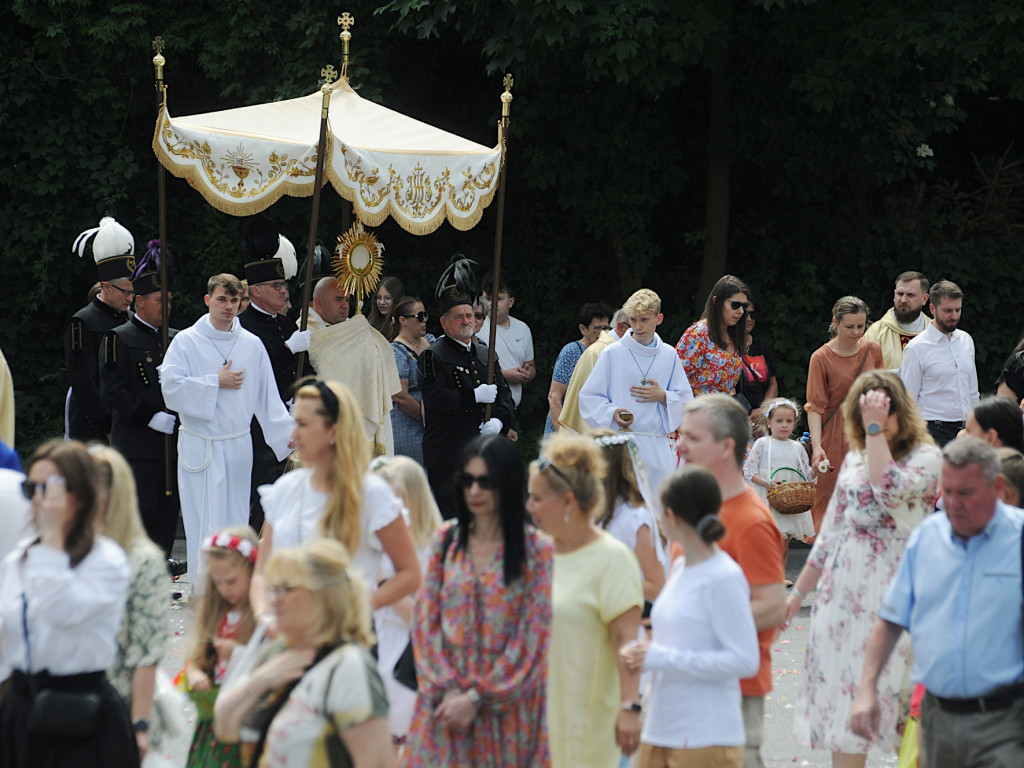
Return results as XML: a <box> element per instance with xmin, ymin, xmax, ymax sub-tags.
<box><xmin>821</xmin><ymin>347</ymin><xmax>871</xmax><ymax>430</ymax></box>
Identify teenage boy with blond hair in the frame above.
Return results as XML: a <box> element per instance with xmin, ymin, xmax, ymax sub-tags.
<box><xmin>580</xmin><ymin>288</ymin><xmax>694</xmax><ymax>496</ymax></box>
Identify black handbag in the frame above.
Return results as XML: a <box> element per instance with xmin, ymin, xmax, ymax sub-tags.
<box><xmin>393</xmin><ymin>523</ymin><xmax>458</xmax><ymax>692</ymax></box>
<box><xmin>21</xmin><ymin>594</ymin><xmax>101</xmax><ymax>739</ymax></box>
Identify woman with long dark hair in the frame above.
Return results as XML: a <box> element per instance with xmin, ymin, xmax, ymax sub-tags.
<box><xmin>0</xmin><ymin>440</ymin><xmax>136</xmax><ymax>768</ymax></box>
<box><xmin>367</xmin><ymin>276</ymin><xmax>405</xmax><ymax>333</ymax></box>
<box><xmin>675</xmin><ymin>275</ymin><xmax>751</xmax><ymax>397</ymax></box>
<box><xmin>405</xmin><ymin>435</ymin><xmax>554</xmax><ymax>767</ymax></box>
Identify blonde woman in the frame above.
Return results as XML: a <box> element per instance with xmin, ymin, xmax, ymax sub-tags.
<box><xmin>250</xmin><ymin>381</ymin><xmax>420</xmax><ymax>617</ymax></box>
<box><xmin>370</xmin><ymin>455</ymin><xmax>443</xmax><ymax>750</ymax></box>
<box><xmin>527</xmin><ymin>432</ymin><xmax>644</xmax><ymax>767</ymax></box>
<box><xmin>214</xmin><ymin>539</ymin><xmax>392</xmax><ymax>767</ymax></box>
<box><xmin>90</xmin><ymin>445</ymin><xmax>169</xmax><ymax>763</ymax></box>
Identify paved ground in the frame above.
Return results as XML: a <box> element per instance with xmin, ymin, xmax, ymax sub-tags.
<box><xmin>149</xmin><ymin>541</ymin><xmax>899</xmax><ymax>767</ymax></box>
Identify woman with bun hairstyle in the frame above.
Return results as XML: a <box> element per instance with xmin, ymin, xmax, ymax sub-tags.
<box><xmin>621</xmin><ymin>465</ymin><xmax>759</xmax><ymax>768</ymax></box>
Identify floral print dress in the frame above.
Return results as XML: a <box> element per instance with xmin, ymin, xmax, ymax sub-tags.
<box><xmin>675</xmin><ymin>319</ymin><xmax>742</xmax><ymax>396</ymax></box>
<box><xmin>794</xmin><ymin>443</ymin><xmax>941</xmax><ymax>754</ymax></box>
<box><xmin>405</xmin><ymin>522</ymin><xmax>554</xmax><ymax>767</ymax></box>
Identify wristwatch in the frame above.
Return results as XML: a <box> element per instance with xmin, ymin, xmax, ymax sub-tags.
<box><xmin>466</xmin><ymin>688</ymin><xmax>482</xmax><ymax>706</ymax></box>
<box><xmin>866</xmin><ymin>422</ymin><xmax>883</xmax><ymax>437</ymax></box>
<box><xmin>620</xmin><ymin>701</ymin><xmax>643</xmax><ymax>713</ymax></box>
<box><xmin>133</xmin><ymin>719</ymin><xmax>150</xmax><ymax>733</ymax></box>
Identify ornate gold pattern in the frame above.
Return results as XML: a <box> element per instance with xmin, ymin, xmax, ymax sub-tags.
<box><xmin>321</xmin><ymin>65</ymin><xmax>338</xmax><ymax>85</ymax></box>
<box><xmin>152</xmin><ymin>37</ymin><xmax>165</xmax><ymax>57</ymax></box>
<box><xmin>338</xmin><ymin>12</ymin><xmax>354</xmax><ymax>32</ymax></box>
<box><xmin>334</xmin><ymin>221</ymin><xmax>384</xmax><ymax>303</ymax></box>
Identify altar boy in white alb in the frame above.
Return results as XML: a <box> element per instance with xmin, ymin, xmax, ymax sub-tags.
<box><xmin>580</xmin><ymin>288</ymin><xmax>693</xmax><ymax>496</ymax></box>
<box><xmin>159</xmin><ymin>273</ymin><xmax>293</xmax><ymax>587</ymax></box>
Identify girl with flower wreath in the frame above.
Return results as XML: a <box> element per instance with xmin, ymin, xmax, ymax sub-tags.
<box><xmin>181</xmin><ymin>527</ymin><xmax>259</xmax><ymax>768</ymax></box>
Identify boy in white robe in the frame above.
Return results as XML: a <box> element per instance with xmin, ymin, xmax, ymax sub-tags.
<box><xmin>159</xmin><ymin>273</ymin><xmax>293</xmax><ymax>588</ymax></box>
<box><xmin>579</xmin><ymin>288</ymin><xmax>693</xmax><ymax>496</ymax></box>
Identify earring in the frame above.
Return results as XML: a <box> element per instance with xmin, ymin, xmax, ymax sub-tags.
<box><xmin>563</xmin><ymin>510</ymin><xmax>569</xmax><ymax>524</ymax></box>
<box><xmin>329</xmin><ymin>438</ymin><xmax>335</xmax><ymax>446</ymax></box>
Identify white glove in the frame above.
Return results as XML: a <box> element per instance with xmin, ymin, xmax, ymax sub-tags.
<box><xmin>148</xmin><ymin>411</ymin><xmax>177</xmax><ymax>435</ymax></box>
<box><xmin>479</xmin><ymin>417</ymin><xmax>502</xmax><ymax>436</ymax></box>
<box><xmin>284</xmin><ymin>330</ymin><xmax>312</xmax><ymax>354</ymax></box>
<box><xmin>473</xmin><ymin>383</ymin><xmax>497</xmax><ymax>404</ymax></box>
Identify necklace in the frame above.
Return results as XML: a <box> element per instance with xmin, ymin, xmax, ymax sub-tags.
<box><xmin>207</xmin><ymin>332</ymin><xmax>239</xmax><ymax>365</ymax></box>
<box><xmin>628</xmin><ymin>349</ymin><xmax>658</xmax><ymax>386</ymax></box>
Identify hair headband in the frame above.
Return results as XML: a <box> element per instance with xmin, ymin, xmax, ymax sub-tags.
<box><xmin>538</xmin><ymin>455</ymin><xmax>574</xmax><ymax>493</ymax></box>
<box><xmin>315</xmin><ymin>381</ymin><xmax>340</xmax><ymax>423</ymax></box>
<box><xmin>203</xmin><ymin>531</ymin><xmax>258</xmax><ymax>564</ymax></box>
<box><xmin>764</xmin><ymin>397</ymin><xmax>800</xmax><ymax>421</ymax></box>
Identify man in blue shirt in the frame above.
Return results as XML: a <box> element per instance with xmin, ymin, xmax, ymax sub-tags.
<box><xmin>852</xmin><ymin>436</ymin><xmax>1024</xmax><ymax>768</ymax></box>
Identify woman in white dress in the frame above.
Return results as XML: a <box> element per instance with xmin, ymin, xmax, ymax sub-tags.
<box><xmin>369</xmin><ymin>455</ymin><xmax>443</xmax><ymax>755</ymax></box>
<box><xmin>249</xmin><ymin>381</ymin><xmax>421</xmax><ymax>617</ymax></box>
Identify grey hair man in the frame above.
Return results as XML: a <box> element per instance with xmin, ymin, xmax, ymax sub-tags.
<box><xmin>677</xmin><ymin>394</ymin><xmax>786</xmax><ymax>768</ymax></box>
<box><xmin>852</xmin><ymin>436</ymin><xmax>1024</xmax><ymax>768</ymax></box>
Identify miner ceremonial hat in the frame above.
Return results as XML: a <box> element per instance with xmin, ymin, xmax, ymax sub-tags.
<box><xmin>72</xmin><ymin>216</ymin><xmax>136</xmax><ymax>282</ymax></box>
<box><xmin>130</xmin><ymin>239</ymin><xmax>175</xmax><ymax>296</ymax></box>
<box><xmin>242</xmin><ymin>215</ymin><xmax>297</xmax><ymax>285</ymax></box>
<box><xmin>435</xmin><ymin>253</ymin><xmax>480</xmax><ymax>315</ymax></box>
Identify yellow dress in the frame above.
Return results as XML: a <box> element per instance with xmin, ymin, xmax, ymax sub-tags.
<box><xmin>548</xmin><ymin>531</ymin><xmax>643</xmax><ymax>768</ymax></box>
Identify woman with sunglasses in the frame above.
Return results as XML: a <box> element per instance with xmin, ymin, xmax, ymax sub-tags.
<box><xmin>0</xmin><ymin>440</ymin><xmax>137</xmax><ymax>768</ymax></box>
<box><xmin>387</xmin><ymin>295</ymin><xmax>436</xmax><ymax>464</ymax></box>
<box><xmin>805</xmin><ymin>296</ymin><xmax>884</xmax><ymax>538</ymax></box>
<box><xmin>675</xmin><ymin>275</ymin><xmax>751</xmax><ymax>397</ymax></box>
<box><xmin>783</xmin><ymin>372</ymin><xmax>940</xmax><ymax>768</ymax></box>
<box><xmin>249</xmin><ymin>381</ymin><xmax>420</xmax><ymax>619</ymax></box>
<box><xmin>527</xmin><ymin>432</ymin><xmax>644</xmax><ymax>768</ymax></box>
<box><xmin>405</xmin><ymin>435</ymin><xmax>553</xmax><ymax>767</ymax></box>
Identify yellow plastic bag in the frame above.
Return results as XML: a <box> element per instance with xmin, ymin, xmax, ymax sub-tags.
<box><xmin>897</xmin><ymin>717</ymin><xmax>920</xmax><ymax>768</ymax></box>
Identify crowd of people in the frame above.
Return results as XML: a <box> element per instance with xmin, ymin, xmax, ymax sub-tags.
<box><xmin>2</xmin><ymin>213</ymin><xmax>1024</xmax><ymax>768</ymax></box>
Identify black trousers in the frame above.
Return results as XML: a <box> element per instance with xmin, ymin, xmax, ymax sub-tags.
<box><xmin>427</xmin><ymin>466</ymin><xmax>458</xmax><ymax>520</ymax></box>
<box><xmin>129</xmin><ymin>456</ymin><xmax>179</xmax><ymax>557</ymax></box>
<box><xmin>927</xmin><ymin>420</ymin><xmax>965</xmax><ymax>448</ymax></box>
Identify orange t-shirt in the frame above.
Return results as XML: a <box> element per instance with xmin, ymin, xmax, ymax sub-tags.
<box><xmin>719</xmin><ymin>487</ymin><xmax>785</xmax><ymax>696</ymax></box>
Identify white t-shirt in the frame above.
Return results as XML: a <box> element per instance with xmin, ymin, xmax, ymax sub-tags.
<box><xmin>642</xmin><ymin>552</ymin><xmax>759</xmax><ymax>749</ymax></box>
<box><xmin>479</xmin><ymin>314</ymin><xmax>534</xmax><ymax>406</ymax></box>
<box><xmin>259</xmin><ymin>468</ymin><xmax>402</xmax><ymax>589</ymax></box>
<box><xmin>604</xmin><ymin>499</ymin><xmax>669</xmax><ymax>578</ymax></box>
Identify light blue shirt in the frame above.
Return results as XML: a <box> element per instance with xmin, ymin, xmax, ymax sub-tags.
<box><xmin>879</xmin><ymin>501</ymin><xmax>1024</xmax><ymax>698</ymax></box>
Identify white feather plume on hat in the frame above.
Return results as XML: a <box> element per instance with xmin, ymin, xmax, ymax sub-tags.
<box><xmin>72</xmin><ymin>216</ymin><xmax>135</xmax><ymax>263</ymax></box>
<box><xmin>275</xmin><ymin>234</ymin><xmax>297</xmax><ymax>280</ymax></box>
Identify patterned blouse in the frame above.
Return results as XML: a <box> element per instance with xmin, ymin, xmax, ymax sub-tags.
<box><xmin>675</xmin><ymin>319</ymin><xmax>742</xmax><ymax>396</ymax></box>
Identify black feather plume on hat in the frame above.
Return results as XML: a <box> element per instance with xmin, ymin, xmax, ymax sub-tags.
<box><xmin>435</xmin><ymin>254</ymin><xmax>479</xmax><ymax>314</ymax></box>
<box><xmin>241</xmin><ymin>216</ymin><xmax>280</xmax><ymax>263</ymax></box>
<box><xmin>300</xmin><ymin>240</ymin><xmax>333</xmax><ymax>288</ymax></box>
<box><xmin>131</xmin><ymin>239</ymin><xmax>175</xmax><ymax>282</ymax></box>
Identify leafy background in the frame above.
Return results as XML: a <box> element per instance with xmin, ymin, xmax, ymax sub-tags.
<box><xmin>3</xmin><ymin>0</ymin><xmax>1023</xmax><ymax>457</ymax></box>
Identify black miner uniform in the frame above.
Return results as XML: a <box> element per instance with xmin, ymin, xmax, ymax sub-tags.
<box><xmin>419</xmin><ymin>335</ymin><xmax>514</xmax><ymax>519</ymax></box>
<box><xmin>101</xmin><ymin>316</ymin><xmax>180</xmax><ymax>555</ymax></box>
<box><xmin>66</xmin><ymin>296</ymin><xmax>129</xmax><ymax>442</ymax></box>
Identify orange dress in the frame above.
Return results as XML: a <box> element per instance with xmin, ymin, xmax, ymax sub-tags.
<box><xmin>803</xmin><ymin>340</ymin><xmax>883</xmax><ymax>536</ymax></box>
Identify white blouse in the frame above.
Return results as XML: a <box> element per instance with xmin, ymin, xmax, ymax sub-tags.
<box><xmin>604</xmin><ymin>499</ymin><xmax>669</xmax><ymax>577</ymax></box>
<box><xmin>0</xmin><ymin>536</ymin><xmax>129</xmax><ymax>677</ymax></box>
<box><xmin>259</xmin><ymin>468</ymin><xmax>402</xmax><ymax>588</ymax></box>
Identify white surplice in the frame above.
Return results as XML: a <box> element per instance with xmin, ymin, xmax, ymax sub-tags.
<box><xmin>579</xmin><ymin>330</ymin><xmax>693</xmax><ymax>497</ymax></box>
<box><xmin>159</xmin><ymin>315</ymin><xmax>293</xmax><ymax>587</ymax></box>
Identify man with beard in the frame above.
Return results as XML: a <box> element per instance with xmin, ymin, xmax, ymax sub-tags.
<box><xmin>864</xmin><ymin>271</ymin><xmax>931</xmax><ymax>370</ymax></box>
<box><xmin>900</xmin><ymin>280</ymin><xmax>979</xmax><ymax>446</ymax></box>
<box><xmin>419</xmin><ymin>255</ymin><xmax>514</xmax><ymax>518</ymax></box>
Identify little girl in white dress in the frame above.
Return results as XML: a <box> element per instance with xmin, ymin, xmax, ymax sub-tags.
<box><xmin>743</xmin><ymin>398</ymin><xmax>816</xmax><ymax>543</ymax></box>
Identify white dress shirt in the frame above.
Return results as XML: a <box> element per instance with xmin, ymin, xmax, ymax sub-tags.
<box><xmin>899</xmin><ymin>323</ymin><xmax>979</xmax><ymax>422</ymax></box>
<box><xmin>0</xmin><ymin>536</ymin><xmax>129</xmax><ymax>677</ymax></box>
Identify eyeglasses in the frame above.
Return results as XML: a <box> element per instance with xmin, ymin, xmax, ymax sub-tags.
<box><xmin>261</xmin><ymin>281</ymin><xmax>288</xmax><ymax>292</ymax></box>
<box><xmin>588</xmin><ymin>324</ymin><xmax>612</xmax><ymax>332</ymax></box>
<box><xmin>457</xmin><ymin>471</ymin><xmax>496</xmax><ymax>490</ymax></box>
<box><xmin>728</xmin><ymin>300</ymin><xmax>750</xmax><ymax>311</ymax></box>
<box><xmin>474</xmin><ymin>312</ymin><xmax>485</xmax><ymax>320</ymax></box>
<box><xmin>20</xmin><ymin>479</ymin><xmax>42</xmax><ymax>500</ymax></box>
<box><xmin>267</xmin><ymin>583</ymin><xmax>300</xmax><ymax>600</ymax></box>
<box><xmin>537</xmin><ymin>455</ymin><xmax>574</xmax><ymax>492</ymax></box>
<box><xmin>105</xmin><ymin>282</ymin><xmax>135</xmax><ymax>297</ymax></box>
<box><xmin>401</xmin><ymin>311</ymin><xmax>429</xmax><ymax>323</ymax></box>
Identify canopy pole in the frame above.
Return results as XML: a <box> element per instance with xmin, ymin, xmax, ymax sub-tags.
<box><xmin>153</xmin><ymin>37</ymin><xmax>173</xmax><ymax>497</ymax></box>
<box><xmin>295</xmin><ymin>66</ymin><xmax>338</xmax><ymax>384</ymax></box>
<box><xmin>485</xmin><ymin>74</ymin><xmax>514</xmax><ymax>423</ymax></box>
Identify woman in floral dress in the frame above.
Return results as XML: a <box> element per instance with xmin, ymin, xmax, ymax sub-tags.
<box><xmin>783</xmin><ymin>372</ymin><xmax>941</xmax><ymax>768</ymax></box>
<box><xmin>676</xmin><ymin>275</ymin><xmax>751</xmax><ymax>397</ymax></box>
<box><xmin>405</xmin><ymin>435</ymin><xmax>554</xmax><ymax>767</ymax></box>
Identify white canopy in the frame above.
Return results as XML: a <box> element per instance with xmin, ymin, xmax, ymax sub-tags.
<box><xmin>152</xmin><ymin>78</ymin><xmax>503</xmax><ymax>235</ymax></box>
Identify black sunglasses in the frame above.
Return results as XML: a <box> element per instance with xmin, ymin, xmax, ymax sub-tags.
<box><xmin>728</xmin><ymin>300</ymin><xmax>750</xmax><ymax>311</ymax></box>
<box><xmin>20</xmin><ymin>479</ymin><xmax>42</xmax><ymax>500</ymax></box>
<box><xmin>401</xmin><ymin>311</ymin><xmax>429</xmax><ymax>322</ymax></box>
<box><xmin>457</xmin><ymin>471</ymin><xmax>496</xmax><ymax>490</ymax></box>
<box><xmin>747</xmin><ymin>311</ymin><xmax>757</xmax><ymax>319</ymax></box>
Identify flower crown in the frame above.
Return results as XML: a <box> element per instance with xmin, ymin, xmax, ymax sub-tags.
<box><xmin>764</xmin><ymin>397</ymin><xmax>801</xmax><ymax>422</ymax></box>
<box><xmin>202</xmin><ymin>532</ymin><xmax>258</xmax><ymax>564</ymax></box>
